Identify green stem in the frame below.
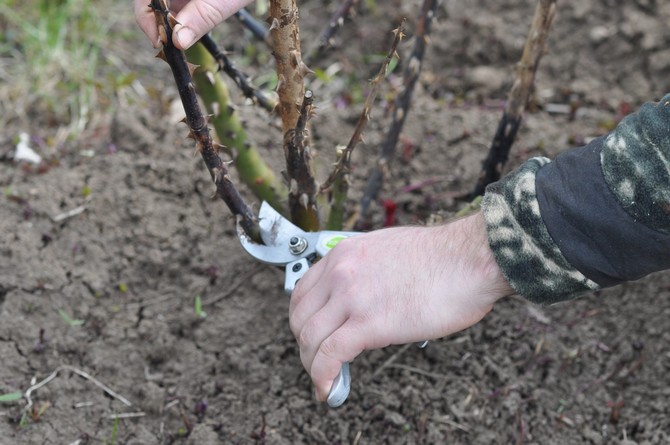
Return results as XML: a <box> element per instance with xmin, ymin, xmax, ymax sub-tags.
<box><xmin>185</xmin><ymin>43</ymin><xmax>288</xmax><ymax>215</ymax></box>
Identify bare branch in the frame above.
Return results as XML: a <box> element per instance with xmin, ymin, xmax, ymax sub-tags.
<box><xmin>199</xmin><ymin>34</ymin><xmax>277</xmax><ymax>113</ymax></box>
<box><xmin>320</xmin><ymin>21</ymin><xmax>407</xmax><ymax>195</ymax></box>
<box><xmin>356</xmin><ymin>1</ymin><xmax>438</xmax><ymax>227</ymax></box>
<box><xmin>471</xmin><ymin>0</ymin><xmax>557</xmax><ymax>198</ymax></box>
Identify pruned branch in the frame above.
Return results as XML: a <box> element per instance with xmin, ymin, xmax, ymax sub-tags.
<box><xmin>150</xmin><ymin>0</ymin><xmax>259</xmax><ymax>240</ymax></box>
<box><xmin>285</xmin><ymin>90</ymin><xmax>320</xmax><ymax>229</ymax></box>
<box><xmin>356</xmin><ymin>0</ymin><xmax>437</xmax><ymax>228</ymax></box>
<box><xmin>471</xmin><ymin>0</ymin><xmax>556</xmax><ymax>198</ymax></box>
<box><xmin>269</xmin><ymin>0</ymin><xmax>319</xmax><ymax>230</ymax></box>
<box><xmin>199</xmin><ymin>34</ymin><xmax>277</xmax><ymax>113</ymax></box>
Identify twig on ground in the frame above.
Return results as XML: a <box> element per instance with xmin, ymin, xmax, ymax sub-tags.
<box><xmin>199</xmin><ymin>34</ymin><xmax>277</xmax><ymax>113</ymax></box>
<box><xmin>355</xmin><ymin>0</ymin><xmax>438</xmax><ymax>229</ymax></box>
<box><xmin>369</xmin><ymin>344</ymin><xmax>411</xmax><ymax>380</ymax></box>
<box><xmin>202</xmin><ymin>264</ymin><xmax>265</xmax><ymax>306</ymax></box>
<box><xmin>107</xmin><ymin>412</ymin><xmax>146</xmax><ymax>419</ymax></box>
<box><xmin>384</xmin><ymin>363</ymin><xmax>448</xmax><ymax>380</ymax></box>
<box><xmin>471</xmin><ymin>0</ymin><xmax>557</xmax><ymax>198</ymax></box>
<box><xmin>431</xmin><ymin>415</ymin><xmax>471</xmax><ymax>433</ymax></box>
<box><xmin>51</xmin><ymin>204</ymin><xmax>87</xmax><ymax>222</ymax></box>
<box><xmin>23</xmin><ymin>365</ymin><xmax>132</xmax><ymax>419</ymax></box>
<box><xmin>151</xmin><ymin>0</ymin><xmax>259</xmax><ymax>241</ymax></box>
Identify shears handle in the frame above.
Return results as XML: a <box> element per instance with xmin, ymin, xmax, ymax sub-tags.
<box><xmin>285</xmin><ymin>259</ymin><xmax>351</xmax><ymax>408</ymax></box>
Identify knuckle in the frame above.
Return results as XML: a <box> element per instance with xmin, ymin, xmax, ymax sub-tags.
<box><xmin>318</xmin><ymin>334</ymin><xmax>340</xmax><ymax>361</ymax></box>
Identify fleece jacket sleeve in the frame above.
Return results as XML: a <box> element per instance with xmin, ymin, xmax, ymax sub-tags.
<box><xmin>481</xmin><ymin>93</ymin><xmax>670</xmax><ymax>304</ymax></box>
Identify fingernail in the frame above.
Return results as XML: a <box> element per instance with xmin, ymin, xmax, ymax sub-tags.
<box><xmin>176</xmin><ymin>26</ymin><xmax>196</xmax><ymax>49</ymax></box>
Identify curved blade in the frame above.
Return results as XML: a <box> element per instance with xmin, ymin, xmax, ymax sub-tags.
<box><xmin>237</xmin><ymin>202</ymin><xmax>318</xmax><ymax>265</ymax></box>
<box><xmin>258</xmin><ymin>201</ymin><xmax>306</xmax><ymax>247</ymax></box>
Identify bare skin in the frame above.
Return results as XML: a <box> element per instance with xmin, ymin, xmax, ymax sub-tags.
<box><xmin>290</xmin><ymin>212</ymin><xmax>513</xmax><ymax>401</ymax></box>
<box><xmin>134</xmin><ymin>3</ymin><xmax>514</xmax><ymax>403</ymax></box>
<box><xmin>134</xmin><ymin>0</ymin><xmax>254</xmax><ymax>49</ymax></box>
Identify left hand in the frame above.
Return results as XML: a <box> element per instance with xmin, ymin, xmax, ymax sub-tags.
<box><xmin>135</xmin><ymin>0</ymin><xmax>255</xmax><ymax>49</ymax></box>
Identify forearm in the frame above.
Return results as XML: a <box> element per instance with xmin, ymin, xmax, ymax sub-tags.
<box><xmin>482</xmin><ymin>93</ymin><xmax>670</xmax><ymax>304</ymax></box>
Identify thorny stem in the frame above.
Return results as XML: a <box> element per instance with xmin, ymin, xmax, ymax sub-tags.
<box><xmin>285</xmin><ymin>90</ymin><xmax>320</xmax><ymax>230</ymax></box>
<box><xmin>356</xmin><ymin>0</ymin><xmax>437</xmax><ymax>228</ymax></box>
<box><xmin>270</xmin><ymin>0</ymin><xmax>319</xmax><ymax>231</ymax></box>
<box><xmin>471</xmin><ymin>0</ymin><xmax>556</xmax><ymax>198</ymax></box>
<box><xmin>199</xmin><ymin>34</ymin><xmax>277</xmax><ymax>113</ymax></box>
<box><xmin>320</xmin><ymin>21</ymin><xmax>406</xmax><ymax>195</ymax></box>
<box><xmin>150</xmin><ymin>0</ymin><xmax>259</xmax><ymax>241</ymax></box>
<box><xmin>185</xmin><ymin>42</ymin><xmax>287</xmax><ymax>215</ymax></box>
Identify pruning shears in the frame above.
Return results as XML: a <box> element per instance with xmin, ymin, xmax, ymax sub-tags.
<box><xmin>237</xmin><ymin>201</ymin><xmax>358</xmax><ymax>407</ymax></box>
<box><xmin>237</xmin><ymin>202</ymin><xmax>428</xmax><ymax>407</ymax></box>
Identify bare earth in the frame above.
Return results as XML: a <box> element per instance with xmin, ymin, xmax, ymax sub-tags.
<box><xmin>1</xmin><ymin>0</ymin><xmax>670</xmax><ymax>443</ymax></box>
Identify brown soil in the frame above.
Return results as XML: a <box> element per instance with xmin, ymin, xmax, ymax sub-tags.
<box><xmin>1</xmin><ymin>0</ymin><xmax>670</xmax><ymax>443</ymax></box>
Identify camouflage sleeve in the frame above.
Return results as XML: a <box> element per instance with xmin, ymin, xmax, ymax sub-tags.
<box><xmin>481</xmin><ymin>93</ymin><xmax>670</xmax><ymax>305</ymax></box>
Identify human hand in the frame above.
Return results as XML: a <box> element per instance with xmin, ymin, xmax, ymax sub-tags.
<box><xmin>289</xmin><ymin>211</ymin><xmax>514</xmax><ymax>402</ymax></box>
<box><xmin>135</xmin><ymin>0</ymin><xmax>255</xmax><ymax>49</ymax></box>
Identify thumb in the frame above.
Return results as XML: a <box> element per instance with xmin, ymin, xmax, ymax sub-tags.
<box><xmin>173</xmin><ymin>0</ymin><xmax>255</xmax><ymax>50</ymax></box>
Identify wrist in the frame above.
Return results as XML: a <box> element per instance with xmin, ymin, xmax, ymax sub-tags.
<box><xmin>446</xmin><ymin>211</ymin><xmax>515</xmax><ymax>305</ymax></box>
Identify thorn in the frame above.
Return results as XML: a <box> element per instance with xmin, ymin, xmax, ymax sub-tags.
<box><xmin>212</xmin><ymin>102</ymin><xmax>221</xmax><ymax>117</ymax></box>
<box><xmin>289</xmin><ymin>50</ymin><xmax>301</xmax><ymax>68</ymax></box>
<box><xmin>155</xmin><ymin>49</ymin><xmax>167</xmax><ymax>62</ymax></box>
<box><xmin>167</xmin><ymin>13</ymin><xmax>179</xmax><ymax>29</ymax></box>
<box><xmin>206</xmin><ymin>71</ymin><xmax>216</xmax><ymax>85</ymax></box>
<box><xmin>299</xmin><ymin>193</ymin><xmax>309</xmax><ymax>209</ymax></box>
<box><xmin>212</xmin><ymin>167</ymin><xmax>224</xmax><ymax>183</ymax></box>
<box><xmin>187</xmin><ymin>62</ymin><xmax>199</xmax><ymax>76</ymax></box>
<box><xmin>299</xmin><ymin>62</ymin><xmax>314</xmax><ymax>78</ymax></box>
<box><xmin>276</xmin><ymin>74</ymin><xmax>286</xmax><ymax>92</ymax></box>
<box><xmin>179</xmin><ymin>117</ymin><xmax>187</xmax><ymax>124</ymax></box>
<box><xmin>158</xmin><ymin>25</ymin><xmax>168</xmax><ymax>45</ymax></box>
<box><xmin>268</xmin><ymin>18</ymin><xmax>280</xmax><ymax>32</ymax></box>
<box><xmin>289</xmin><ymin>179</ymin><xmax>298</xmax><ymax>194</ymax></box>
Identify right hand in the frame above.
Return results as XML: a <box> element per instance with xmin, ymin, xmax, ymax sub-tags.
<box><xmin>289</xmin><ymin>211</ymin><xmax>515</xmax><ymax>402</ymax></box>
<box><xmin>135</xmin><ymin>0</ymin><xmax>255</xmax><ymax>49</ymax></box>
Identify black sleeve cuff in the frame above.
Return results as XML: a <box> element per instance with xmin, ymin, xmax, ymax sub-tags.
<box><xmin>536</xmin><ymin>136</ymin><xmax>670</xmax><ymax>287</ymax></box>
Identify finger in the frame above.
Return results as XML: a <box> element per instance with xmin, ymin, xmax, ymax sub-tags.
<box><xmin>296</xmin><ymin>299</ymin><xmax>349</xmax><ymax>375</ymax></box>
<box><xmin>289</xmin><ymin>256</ymin><xmax>329</xmax><ymax>318</ymax></box>
<box><xmin>172</xmin><ymin>0</ymin><xmax>254</xmax><ymax>49</ymax></box>
<box><xmin>310</xmin><ymin>321</ymin><xmax>367</xmax><ymax>402</ymax></box>
<box><xmin>134</xmin><ymin>0</ymin><xmax>160</xmax><ymax>48</ymax></box>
